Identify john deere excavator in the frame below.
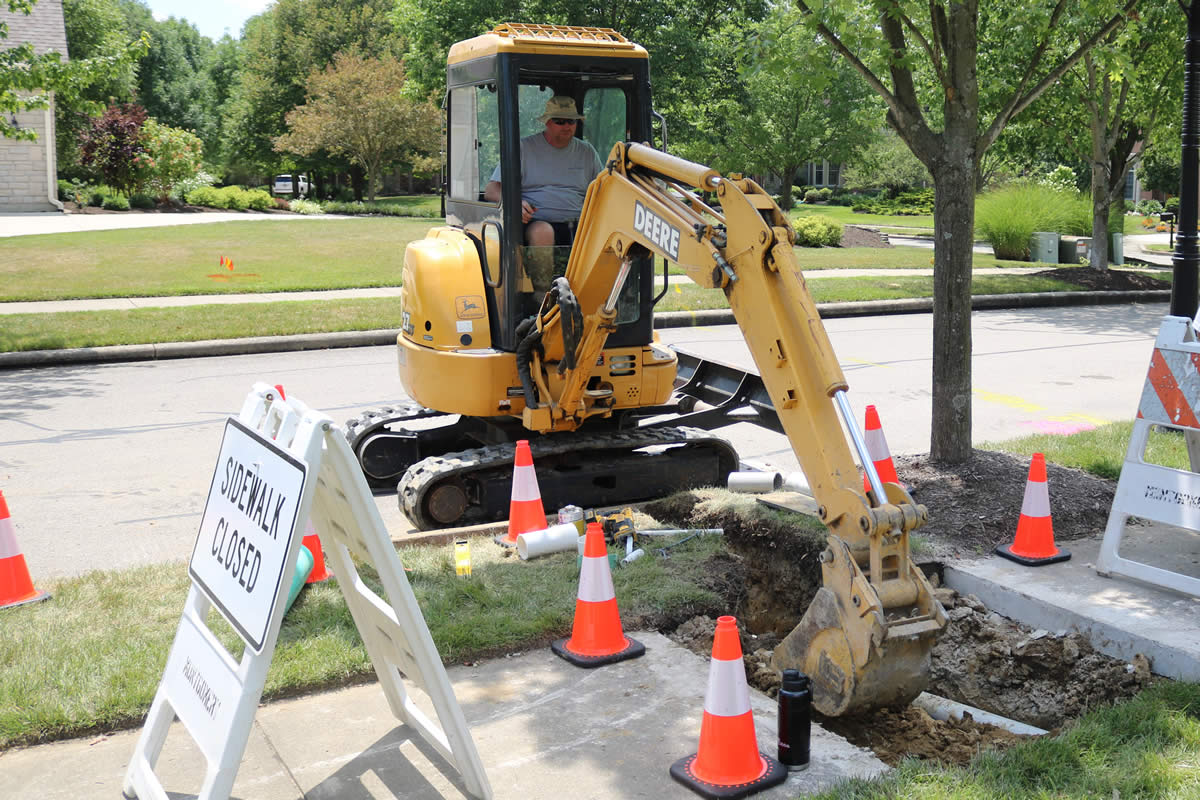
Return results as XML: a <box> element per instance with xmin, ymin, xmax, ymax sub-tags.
<box><xmin>345</xmin><ymin>23</ymin><xmax>946</xmax><ymax>716</ymax></box>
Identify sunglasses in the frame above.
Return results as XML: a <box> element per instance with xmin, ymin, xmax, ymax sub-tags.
<box><xmin>549</xmin><ymin>117</ymin><xmax>579</xmax><ymax>126</ymax></box>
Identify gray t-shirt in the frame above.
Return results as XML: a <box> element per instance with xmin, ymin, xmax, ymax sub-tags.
<box><xmin>490</xmin><ymin>132</ymin><xmax>604</xmax><ymax>223</ymax></box>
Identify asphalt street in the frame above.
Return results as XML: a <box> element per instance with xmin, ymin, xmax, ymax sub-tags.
<box><xmin>0</xmin><ymin>302</ymin><xmax>1171</xmax><ymax>583</ymax></box>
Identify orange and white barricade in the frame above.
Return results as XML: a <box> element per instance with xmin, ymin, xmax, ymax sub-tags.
<box><xmin>1099</xmin><ymin>315</ymin><xmax>1200</xmax><ymax>597</ymax></box>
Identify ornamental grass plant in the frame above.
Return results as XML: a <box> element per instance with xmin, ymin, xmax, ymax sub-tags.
<box><xmin>975</xmin><ymin>182</ymin><xmax>1124</xmax><ymax>260</ymax></box>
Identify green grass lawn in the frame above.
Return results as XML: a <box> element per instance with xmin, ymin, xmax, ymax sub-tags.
<box><xmin>374</xmin><ymin>194</ymin><xmax>442</xmax><ymax>214</ymax></box>
<box><xmin>2</xmin><ymin>266</ymin><xmax>1169</xmax><ymax>352</ymax></box>
<box><xmin>0</xmin><ymin>218</ymin><xmax>437</xmax><ymax>302</ymax></box>
<box><xmin>791</xmin><ymin>204</ymin><xmax>1150</xmax><ymax>237</ymax></box>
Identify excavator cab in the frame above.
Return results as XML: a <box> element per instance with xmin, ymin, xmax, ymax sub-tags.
<box><xmin>444</xmin><ymin>24</ymin><xmax>658</xmax><ymax>351</ymax></box>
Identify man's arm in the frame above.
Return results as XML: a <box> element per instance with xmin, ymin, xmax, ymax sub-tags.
<box><xmin>483</xmin><ymin>181</ymin><xmax>502</xmax><ymax>203</ymax></box>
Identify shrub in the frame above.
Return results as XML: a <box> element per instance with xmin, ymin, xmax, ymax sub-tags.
<box><xmin>129</xmin><ymin>193</ymin><xmax>155</xmax><ymax>209</ymax></box>
<box><xmin>322</xmin><ymin>200</ymin><xmax>420</xmax><ymax>216</ymax></box>
<box><xmin>289</xmin><ymin>198</ymin><xmax>325</xmax><ymax>215</ymax></box>
<box><xmin>244</xmin><ymin>189</ymin><xmax>273</xmax><ymax>211</ymax></box>
<box><xmin>220</xmin><ymin>186</ymin><xmax>251</xmax><ymax>210</ymax></box>
<box><xmin>102</xmin><ymin>194</ymin><xmax>130</xmax><ymax>211</ymax></box>
<box><xmin>1166</xmin><ymin>197</ymin><xmax>1180</xmax><ymax>214</ymax></box>
<box><xmin>174</xmin><ymin>171</ymin><xmax>216</xmax><ymax>203</ymax></box>
<box><xmin>1135</xmin><ymin>199</ymin><xmax>1164</xmax><ymax>216</ymax></box>
<box><xmin>88</xmin><ymin>188</ymin><xmax>109</xmax><ymax>207</ymax></box>
<box><xmin>793</xmin><ymin>216</ymin><xmax>843</xmax><ymax>247</ymax></box>
<box><xmin>78</xmin><ymin>104</ymin><xmax>148</xmax><ymax>196</ymax></box>
<box><xmin>804</xmin><ymin>188</ymin><xmax>822</xmax><ymax>204</ymax></box>
<box><xmin>137</xmin><ymin>120</ymin><xmax>204</xmax><ymax>202</ymax></box>
<box><xmin>818</xmin><ymin>187</ymin><xmax>833</xmax><ymax>201</ymax></box>
<box><xmin>185</xmin><ymin>185</ymin><xmax>224</xmax><ymax>208</ymax></box>
<box><xmin>273</xmin><ymin>196</ymin><xmax>291</xmax><ymax>211</ymax></box>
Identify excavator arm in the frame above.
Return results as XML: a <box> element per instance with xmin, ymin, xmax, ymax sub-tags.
<box><xmin>526</xmin><ymin>142</ymin><xmax>946</xmax><ymax>716</ymax></box>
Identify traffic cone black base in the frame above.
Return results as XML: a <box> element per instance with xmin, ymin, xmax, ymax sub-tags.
<box><xmin>550</xmin><ymin>635</ymin><xmax>644</xmax><ymax>668</ymax></box>
<box><xmin>995</xmin><ymin>543</ymin><xmax>1071</xmax><ymax>566</ymax></box>
<box><xmin>669</xmin><ymin>753</ymin><xmax>788</xmax><ymax>800</ymax></box>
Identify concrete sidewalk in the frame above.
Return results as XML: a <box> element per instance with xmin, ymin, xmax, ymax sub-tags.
<box><xmin>0</xmin><ymin>210</ymin><xmax>345</xmax><ymax>238</ymax></box>
<box><xmin>0</xmin><ymin>631</ymin><xmax>887</xmax><ymax>800</ymax></box>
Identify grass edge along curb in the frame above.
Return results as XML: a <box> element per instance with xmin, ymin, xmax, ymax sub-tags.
<box><xmin>0</xmin><ymin>289</ymin><xmax>1171</xmax><ymax>370</ymax></box>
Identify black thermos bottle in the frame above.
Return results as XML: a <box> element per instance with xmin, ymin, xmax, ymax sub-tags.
<box><xmin>777</xmin><ymin>669</ymin><xmax>811</xmax><ymax>770</ymax></box>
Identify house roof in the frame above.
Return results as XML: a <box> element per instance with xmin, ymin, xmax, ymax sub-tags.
<box><xmin>0</xmin><ymin>0</ymin><xmax>68</xmax><ymax>58</ymax></box>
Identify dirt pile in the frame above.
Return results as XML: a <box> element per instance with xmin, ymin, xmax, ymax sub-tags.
<box><xmin>930</xmin><ymin>588</ymin><xmax>1153</xmax><ymax>730</ymax></box>
<box><xmin>651</xmin><ymin>478</ymin><xmax>1157</xmax><ymax>767</ymax></box>
<box><xmin>897</xmin><ymin>450</ymin><xmax>1117</xmax><ymax>559</ymax></box>
<box><xmin>1032</xmin><ymin>266</ymin><xmax>1170</xmax><ymax>291</ymax></box>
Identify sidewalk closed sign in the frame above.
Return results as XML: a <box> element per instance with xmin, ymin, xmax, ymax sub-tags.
<box><xmin>189</xmin><ymin>417</ymin><xmax>307</xmax><ymax>653</ymax></box>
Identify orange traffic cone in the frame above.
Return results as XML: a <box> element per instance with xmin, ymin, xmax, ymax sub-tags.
<box><xmin>302</xmin><ymin>520</ymin><xmax>332</xmax><ymax>583</ymax></box>
<box><xmin>670</xmin><ymin>615</ymin><xmax>786</xmax><ymax>799</ymax></box>
<box><xmin>551</xmin><ymin>522</ymin><xmax>645</xmax><ymax>667</ymax></box>
<box><xmin>0</xmin><ymin>492</ymin><xmax>50</xmax><ymax>610</ymax></box>
<box><xmin>862</xmin><ymin>404</ymin><xmax>901</xmax><ymax>495</ymax></box>
<box><xmin>996</xmin><ymin>453</ymin><xmax>1070</xmax><ymax>566</ymax></box>
<box><xmin>497</xmin><ymin>440</ymin><xmax>548</xmax><ymax>546</ymax></box>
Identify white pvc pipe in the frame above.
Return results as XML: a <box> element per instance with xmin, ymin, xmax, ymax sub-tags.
<box><xmin>913</xmin><ymin>693</ymin><xmax>1047</xmax><ymax>736</ymax></box>
<box><xmin>517</xmin><ymin>522</ymin><xmax>582</xmax><ymax>560</ymax></box>
<box><xmin>782</xmin><ymin>472</ymin><xmax>811</xmax><ymax>495</ymax></box>
<box><xmin>727</xmin><ymin>471</ymin><xmax>783</xmax><ymax>493</ymax></box>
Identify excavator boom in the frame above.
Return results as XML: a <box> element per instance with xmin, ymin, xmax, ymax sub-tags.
<box><xmin>529</xmin><ymin>142</ymin><xmax>947</xmax><ymax>715</ymax></box>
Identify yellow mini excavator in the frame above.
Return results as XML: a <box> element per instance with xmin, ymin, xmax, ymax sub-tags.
<box><xmin>345</xmin><ymin>23</ymin><xmax>946</xmax><ymax>715</ymax></box>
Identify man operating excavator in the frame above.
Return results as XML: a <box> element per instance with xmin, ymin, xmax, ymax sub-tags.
<box><xmin>483</xmin><ymin>95</ymin><xmax>604</xmax><ymax>292</ymax></box>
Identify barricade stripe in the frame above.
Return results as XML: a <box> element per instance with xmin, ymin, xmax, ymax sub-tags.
<box><xmin>577</xmin><ymin>556</ymin><xmax>616</xmax><ymax>603</ymax></box>
<box><xmin>703</xmin><ymin>657</ymin><xmax>752</xmax><ymax>717</ymax></box>
<box><xmin>1142</xmin><ymin>349</ymin><xmax>1200</xmax><ymax>429</ymax></box>
<box><xmin>1021</xmin><ymin>477</ymin><xmax>1051</xmax><ymax>518</ymax></box>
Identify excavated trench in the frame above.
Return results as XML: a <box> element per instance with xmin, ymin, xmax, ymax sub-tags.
<box><xmin>641</xmin><ymin>487</ymin><xmax>1157</xmax><ymax>766</ymax></box>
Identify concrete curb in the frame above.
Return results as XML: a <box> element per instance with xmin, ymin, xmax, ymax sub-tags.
<box><xmin>0</xmin><ymin>289</ymin><xmax>1172</xmax><ymax>370</ymax></box>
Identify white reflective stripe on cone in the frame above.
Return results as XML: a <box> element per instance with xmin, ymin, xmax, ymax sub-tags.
<box><xmin>1021</xmin><ymin>479</ymin><xmax>1051</xmax><ymax>518</ymax></box>
<box><xmin>577</xmin><ymin>555</ymin><xmax>616</xmax><ymax>603</ymax></box>
<box><xmin>0</xmin><ymin>519</ymin><xmax>19</xmax><ymax>559</ymax></box>
<box><xmin>865</xmin><ymin>426</ymin><xmax>888</xmax><ymax>460</ymax></box>
<box><xmin>511</xmin><ymin>466</ymin><xmax>542</xmax><ymax>502</ymax></box>
<box><xmin>704</xmin><ymin>656</ymin><xmax>752</xmax><ymax>717</ymax></box>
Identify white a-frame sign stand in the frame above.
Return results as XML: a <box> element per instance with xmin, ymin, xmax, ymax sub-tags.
<box><xmin>123</xmin><ymin>384</ymin><xmax>492</xmax><ymax>800</ymax></box>
<box><xmin>1099</xmin><ymin>316</ymin><xmax>1200</xmax><ymax>598</ymax></box>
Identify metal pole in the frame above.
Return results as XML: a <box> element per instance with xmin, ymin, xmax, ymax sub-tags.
<box><xmin>1172</xmin><ymin>1</ymin><xmax>1200</xmax><ymax>317</ymax></box>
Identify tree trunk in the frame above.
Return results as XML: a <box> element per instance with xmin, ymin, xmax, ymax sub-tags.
<box><xmin>928</xmin><ymin>154</ymin><xmax>976</xmax><ymax>464</ymax></box>
<box><xmin>1090</xmin><ymin>161</ymin><xmax>1111</xmax><ymax>270</ymax></box>
<box><xmin>778</xmin><ymin>164</ymin><xmax>798</xmax><ymax>211</ymax></box>
<box><xmin>351</xmin><ymin>166</ymin><xmax>365</xmax><ymax>202</ymax></box>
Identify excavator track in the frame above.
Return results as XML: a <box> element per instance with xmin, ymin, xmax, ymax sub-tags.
<box><xmin>398</xmin><ymin>426</ymin><xmax>740</xmax><ymax>530</ymax></box>
<box><xmin>344</xmin><ymin>403</ymin><xmax>463</xmax><ymax>488</ymax></box>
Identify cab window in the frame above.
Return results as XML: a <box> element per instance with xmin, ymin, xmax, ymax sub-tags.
<box><xmin>448</xmin><ymin>85</ymin><xmax>500</xmax><ymax>201</ymax></box>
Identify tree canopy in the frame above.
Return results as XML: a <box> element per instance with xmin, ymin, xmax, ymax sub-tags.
<box><xmin>788</xmin><ymin>0</ymin><xmax>1141</xmax><ymax>462</ymax></box>
<box><xmin>2</xmin><ymin>0</ymin><xmax>146</xmax><ymax>141</ymax></box>
<box><xmin>274</xmin><ymin>53</ymin><xmax>440</xmax><ymax>202</ymax></box>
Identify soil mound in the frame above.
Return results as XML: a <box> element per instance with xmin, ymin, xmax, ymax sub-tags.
<box><xmin>1032</xmin><ymin>266</ymin><xmax>1169</xmax><ymax>291</ymax></box>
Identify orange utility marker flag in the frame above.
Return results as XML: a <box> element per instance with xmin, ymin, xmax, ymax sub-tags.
<box><xmin>995</xmin><ymin>453</ymin><xmax>1070</xmax><ymax>566</ymax></box>
<box><xmin>670</xmin><ymin>615</ymin><xmax>786</xmax><ymax>799</ymax></box>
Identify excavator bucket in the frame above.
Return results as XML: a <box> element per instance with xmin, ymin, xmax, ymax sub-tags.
<box><xmin>771</xmin><ymin>533</ymin><xmax>945</xmax><ymax>717</ymax></box>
